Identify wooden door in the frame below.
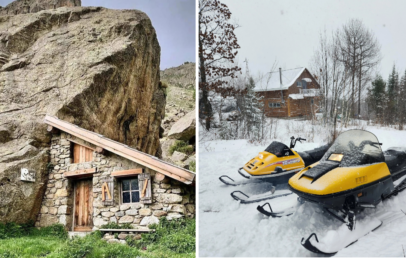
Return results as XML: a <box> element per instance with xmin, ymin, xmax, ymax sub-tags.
<box><xmin>74</xmin><ymin>179</ymin><xmax>93</xmax><ymax>231</ymax></box>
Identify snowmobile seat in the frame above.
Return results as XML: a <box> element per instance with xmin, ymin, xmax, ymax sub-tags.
<box><xmin>384</xmin><ymin>148</ymin><xmax>406</xmax><ymax>176</ymax></box>
<box><xmin>298</xmin><ymin>144</ymin><xmax>329</xmax><ymax>167</ymax></box>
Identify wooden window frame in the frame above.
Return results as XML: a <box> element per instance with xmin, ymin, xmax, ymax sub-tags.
<box><xmin>268</xmin><ymin>102</ymin><xmax>281</xmax><ymax>109</ymax></box>
<box><xmin>120</xmin><ymin>178</ymin><xmax>140</xmax><ymax>204</ymax></box>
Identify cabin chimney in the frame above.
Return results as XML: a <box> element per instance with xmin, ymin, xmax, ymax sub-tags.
<box><xmin>279</xmin><ymin>68</ymin><xmax>282</xmax><ymax>86</ymax></box>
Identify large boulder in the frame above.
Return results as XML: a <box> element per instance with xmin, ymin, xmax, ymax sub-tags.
<box><xmin>0</xmin><ymin>0</ymin><xmax>81</xmax><ymax>16</ymax></box>
<box><xmin>168</xmin><ymin>110</ymin><xmax>196</xmax><ymax>141</ymax></box>
<box><xmin>0</xmin><ymin>5</ymin><xmax>164</xmax><ymax>223</ymax></box>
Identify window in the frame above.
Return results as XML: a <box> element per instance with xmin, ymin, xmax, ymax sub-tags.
<box><xmin>268</xmin><ymin>102</ymin><xmax>281</xmax><ymax>108</ymax></box>
<box><xmin>121</xmin><ymin>178</ymin><xmax>140</xmax><ymax>203</ymax></box>
<box><xmin>311</xmin><ymin>98</ymin><xmax>314</xmax><ymax>105</ymax></box>
<box><xmin>302</xmin><ymin>80</ymin><xmax>307</xmax><ymax>89</ymax></box>
<box><xmin>71</xmin><ymin>143</ymin><xmax>93</xmax><ymax>163</ymax></box>
<box><xmin>297</xmin><ymin>81</ymin><xmax>302</xmax><ymax>87</ymax></box>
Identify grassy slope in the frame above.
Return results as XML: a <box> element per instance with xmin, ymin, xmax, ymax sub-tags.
<box><xmin>160</xmin><ymin>63</ymin><xmax>195</xmax><ymax>118</ymax></box>
<box><xmin>0</xmin><ymin>218</ymin><xmax>195</xmax><ymax>258</ymax></box>
<box><xmin>0</xmin><ymin>235</ymin><xmax>194</xmax><ymax>258</ymax></box>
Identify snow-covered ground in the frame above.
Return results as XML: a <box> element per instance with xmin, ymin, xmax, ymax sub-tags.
<box><xmin>199</xmin><ymin>119</ymin><xmax>406</xmax><ymax>257</ymax></box>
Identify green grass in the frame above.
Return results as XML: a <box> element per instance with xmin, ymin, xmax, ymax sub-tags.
<box><xmin>169</xmin><ymin>140</ymin><xmax>194</xmax><ymax>155</ymax></box>
<box><xmin>189</xmin><ymin>160</ymin><xmax>196</xmax><ymax>172</ymax></box>
<box><xmin>0</xmin><ymin>219</ymin><xmax>195</xmax><ymax>258</ymax></box>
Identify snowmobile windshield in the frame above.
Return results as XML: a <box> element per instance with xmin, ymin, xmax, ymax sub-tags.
<box><xmin>321</xmin><ymin>130</ymin><xmax>384</xmax><ymax>167</ymax></box>
<box><xmin>264</xmin><ymin>142</ymin><xmax>293</xmax><ymax>157</ymax></box>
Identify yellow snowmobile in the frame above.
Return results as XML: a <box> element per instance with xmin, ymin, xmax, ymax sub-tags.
<box><xmin>286</xmin><ymin>129</ymin><xmax>406</xmax><ymax>254</ymax></box>
<box><xmin>219</xmin><ymin>136</ymin><xmax>328</xmax><ymax>187</ymax></box>
<box><xmin>219</xmin><ymin>137</ymin><xmax>328</xmax><ymax>204</ymax></box>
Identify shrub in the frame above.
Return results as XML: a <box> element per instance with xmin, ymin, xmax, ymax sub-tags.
<box><xmin>0</xmin><ymin>222</ymin><xmax>67</xmax><ymax>240</ymax></box>
<box><xmin>0</xmin><ymin>222</ymin><xmax>24</xmax><ymax>239</ymax></box>
<box><xmin>169</xmin><ymin>140</ymin><xmax>194</xmax><ymax>155</ymax></box>
<box><xmin>34</xmin><ymin>224</ymin><xmax>68</xmax><ymax>239</ymax></box>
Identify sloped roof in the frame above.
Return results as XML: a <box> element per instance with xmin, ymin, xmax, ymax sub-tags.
<box><xmin>254</xmin><ymin>67</ymin><xmax>305</xmax><ymax>92</ymax></box>
<box><xmin>44</xmin><ymin>115</ymin><xmax>195</xmax><ymax>185</ymax></box>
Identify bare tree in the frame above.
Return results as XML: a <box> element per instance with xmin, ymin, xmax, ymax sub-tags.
<box><xmin>199</xmin><ymin>0</ymin><xmax>241</xmax><ymax>130</ymax></box>
<box><xmin>337</xmin><ymin>19</ymin><xmax>381</xmax><ymax>118</ymax></box>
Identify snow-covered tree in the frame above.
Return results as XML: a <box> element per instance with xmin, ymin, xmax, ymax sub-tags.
<box><xmin>242</xmin><ymin>76</ymin><xmax>263</xmax><ymax>140</ymax></box>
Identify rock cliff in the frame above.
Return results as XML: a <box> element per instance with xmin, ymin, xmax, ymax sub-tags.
<box><xmin>0</xmin><ymin>6</ymin><xmax>164</xmax><ymax>223</ymax></box>
<box><xmin>0</xmin><ymin>0</ymin><xmax>81</xmax><ymax>15</ymax></box>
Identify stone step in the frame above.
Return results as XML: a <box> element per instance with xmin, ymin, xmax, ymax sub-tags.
<box><xmin>68</xmin><ymin>231</ymin><xmax>92</xmax><ymax>239</ymax></box>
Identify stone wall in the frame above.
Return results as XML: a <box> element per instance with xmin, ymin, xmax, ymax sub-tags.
<box><xmin>36</xmin><ymin>132</ymin><xmax>195</xmax><ymax>230</ymax></box>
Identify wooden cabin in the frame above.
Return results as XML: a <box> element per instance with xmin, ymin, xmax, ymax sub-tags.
<box><xmin>254</xmin><ymin>67</ymin><xmax>321</xmax><ymax>118</ymax></box>
<box><xmin>36</xmin><ymin>115</ymin><xmax>195</xmax><ymax>233</ymax></box>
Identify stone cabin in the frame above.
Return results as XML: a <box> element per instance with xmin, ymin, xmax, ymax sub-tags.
<box><xmin>36</xmin><ymin>115</ymin><xmax>196</xmax><ymax>232</ymax></box>
<box><xmin>254</xmin><ymin>67</ymin><xmax>321</xmax><ymax>118</ymax></box>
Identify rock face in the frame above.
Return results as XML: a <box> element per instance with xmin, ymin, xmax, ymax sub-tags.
<box><xmin>168</xmin><ymin>110</ymin><xmax>196</xmax><ymax>141</ymax></box>
<box><xmin>0</xmin><ymin>6</ymin><xmax>164</xmax><ymax>223</ymax></box>
<box><xmin>159</xmin><ymin>64</ymin><xmax>196</xmax><ymax>171</ymax></box>
<box><xmin>0</xmin><ymin>0</ymin><xmax>81</xmax><ymax>15</ymax></box>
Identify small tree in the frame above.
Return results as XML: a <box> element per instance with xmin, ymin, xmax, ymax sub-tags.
<box><xmin>399</xmin><ymin>70</ymin><xmax>406</xmax><ymax>129</ymax></box>
<box><xmin>386</xmin><ymin>65</ymin><xmax>399</xmax><ymax>125</ymax></box>
<box><xmin>242</xmin><ymin>76</ymin><xmax>263</xmax><ymax>141</ymax></box>
<box><xmin>367</xmin><ymin>75</ymin><xmax>387</xmax><ymax>124</ymax></box>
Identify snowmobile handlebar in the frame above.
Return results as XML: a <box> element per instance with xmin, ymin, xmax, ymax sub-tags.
<box><xmin>290</xmin><ymin>136</ymin><xmax>306</xmax><ymax>148</ymax></box>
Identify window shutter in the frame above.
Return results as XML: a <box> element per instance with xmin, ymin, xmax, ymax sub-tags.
<box><xmin>138</xmin><ymin>173</ymin><xmax>152</xmax><ymax>204</ymax></box>
<box><xmin>101</xmin><ymin>177</ymin><xmax>114</xmax><ymax>206</ymax></box>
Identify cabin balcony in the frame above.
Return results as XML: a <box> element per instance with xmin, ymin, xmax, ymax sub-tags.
<box><xmin>299</xmin><ymin>88</ymin><xmax>321</xmax><ymax>96</ymax></box>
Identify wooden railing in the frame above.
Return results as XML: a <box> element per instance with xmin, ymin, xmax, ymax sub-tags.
<box><xmin>299</xmin><ymin>88</ymin><xmax>320</xmax><ymax>95</ymax></box>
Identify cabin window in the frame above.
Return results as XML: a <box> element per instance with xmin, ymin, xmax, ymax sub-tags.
<box><xmin>71</xmin><ymin>143</ymin><xmax>93</xmax><ymax>163</ymax></box>
<box><xmin>311</xmin><ymin>98</ymin><xmax>314</xmax><ymax>104</ymax></box>
<box><xmin>268</xmin><ymin>102</ymin><xmax>281</xmax><ymax>108</ymax></box>
<box><xmin>297</xmin><ymin>81</ymin><xmax>302</xmax><ymax>87</ymax></box>
<box><xmin>302</xmin><ymin>80</ymin><xmax>307</xmax><ymax>89</ymax></box>
<box><xmin>121</xmin><ymin>178</ymin><xmax>140</xmax><ymax>203</ymax></box>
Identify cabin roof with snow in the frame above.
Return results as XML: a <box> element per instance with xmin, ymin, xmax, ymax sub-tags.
<box><xmin>253</xmin><ymin>67</ymin><xmax>312</xmax><ymax>92</ymax></box>
<box><xmin>44</xmin><ymin>115</ymin><xmax>196</xmax><ymax>185</ymax></box>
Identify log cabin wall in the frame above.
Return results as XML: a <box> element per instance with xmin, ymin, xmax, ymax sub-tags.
<box><xmin>36</xmin><ymin>131</ymin><xmax>195</xmax><ymax>231</ymax></box>
<box><xmin>257</xmin><ymin>68</ymin><xmax>321</xmax><ymax>118</ymax></box>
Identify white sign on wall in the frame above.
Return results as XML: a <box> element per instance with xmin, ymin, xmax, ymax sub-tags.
<box><xmin>20</xmin><ymin>168</ymin><xmax>35</xmax><ymax>182</ymax></box>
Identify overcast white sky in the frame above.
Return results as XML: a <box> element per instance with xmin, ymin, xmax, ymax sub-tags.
<box><xmin>222</xmin><ymin>0</ymin><xmax>406</xmax><ymax>80</ymax></box>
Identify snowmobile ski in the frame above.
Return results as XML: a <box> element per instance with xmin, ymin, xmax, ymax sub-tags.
<box><xmin>301</xmin><ymin>217</ymin><xmax>382</xmax><ymax>255</ymax></box>
<box><xmin>218</xmin><ymin>175</ymin><xmax>239</xmax><ymax>186</ymax></box>
<box><xmin>257</xmin><ymin>202</ymin><xmax>295</xmax><ymax>217</ymax></box>
<box><xmin>230</xmin><ymin>188</ymin><xmax>292</xmax><ymax>204</ymax></box>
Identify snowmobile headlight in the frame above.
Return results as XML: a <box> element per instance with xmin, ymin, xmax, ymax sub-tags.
<box><xmin>258</xmin><ymin>154</ymin><xmax>263</xmax><ymax>160</ymax></box>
